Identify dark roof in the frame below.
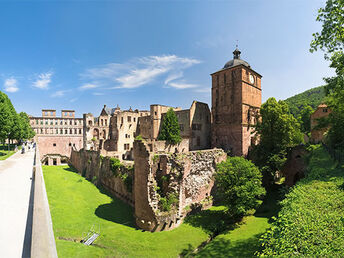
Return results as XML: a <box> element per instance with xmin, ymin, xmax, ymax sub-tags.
<box><xmin>223</xmin><ymin>47</ymin><xmax>250</xmax><ymax>69</ymax></box>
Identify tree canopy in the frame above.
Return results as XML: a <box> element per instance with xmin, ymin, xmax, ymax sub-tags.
<box><xmin>310</xmin><ymin>0</ymin><xmax>344</xmax><ymax>148</ymax></box>
<box><xmin>158</xmin><ymin>108</ymin><xmax>181</xmax><ymax>145</ymax></box>
<box><xmin>0</xmin><ymin>91</ymin><xmax>35</xmax><ymax>144</ymax></box>
<box><xmin>252</xmin><ymin>97</ymin><xmax>303</xmax><ymax>185</ymax></box>
<box><xmin>215</xmin><ymin>157</ymin><xmax>265</xmax><ymax>218</ymax></box>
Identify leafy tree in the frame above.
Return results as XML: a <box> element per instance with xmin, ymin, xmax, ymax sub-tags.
<box><xmin>298</xmin><ymin>105</ymin><xmax>314</xmax><ymax>134</ymax></box>
<box><xmin>310</xmin><ymin>0</ymin><xmax>344</xmax><ymax>57</ymax></box>
<box><xmin>19</xmin><ymin>112</ymin><xmax>35</xmax><ymax>140</ymax></box>
<box><xmin>158</xmin><ymin>108</ymin><xmax>181</xmax><ymax>145</ymax></box>
<box><xmin>310</xmin><ymin>0</ymin><xmax>344</xmax><ymax>148</ymax></box>
<box><xmin>0</xmin><ymin>92</ymin><xmax>14</xmax><ymax>144</ymax></box>
<box><xmin>215</xmin><ymin>157</ymin><xmax>265</xmax><ymax>218</ymax></box>
<box><xmin>252</xmin><ymin>98</ymin><xmax>303</xmax><ymax>185</ymax></box>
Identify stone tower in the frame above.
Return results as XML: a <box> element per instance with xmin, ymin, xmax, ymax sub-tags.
<box><xmin>211</xmin><ymin>47</ymin><xmax>262</xmax><ymax>156</ymax></box>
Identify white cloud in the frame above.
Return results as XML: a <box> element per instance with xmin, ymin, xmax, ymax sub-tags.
<box><xmin>194</xmin><ymin>88</ymin><xmax>211</xmax><ymax>93</ymax></box>
<box><xmin>79</xmin><ymin>83</ymin><xmax>99</xmax><ymax>90</ymax></box>
<box><xmin>164</xmin><ymin>71</ymin><xmax>183</xmax><ymax>85</ymax></box>
<box><xmin>33</xmin><ymin>72</ymin><xmax>53</xmax><ymax>89</ymax></box>
<box><xmin>4</xmin><ymin>78</ymin><xmax>19</xmax><ymax>93</ymax></box>
<box><xmin>168</xmin><ymin>82</ymin><xmax>198</xmax><ymax>89</ymax></box>
<box><xmin>93</xmin><ymin>92</ymin><xmax>104</xmax><ymax>96</ymax></box>
<box><xmin>51</xmin><ymin>90</ymin><xmax>70</xmax><ymax>98</ymax></box>
<box><xmin>81</xmin><ymin>55</ymin><xmax>201</xmax><ymax>90</ymax></box>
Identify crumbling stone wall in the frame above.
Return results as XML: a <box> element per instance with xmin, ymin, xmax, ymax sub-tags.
<box><xmin>70</xmin><ymin>149</ymin><xmax>134</xmax><ymax>206</ymax></box>
<box><xmin>281</xmin><ymin>145</ymin><xmax>308</xmax><ymax>187</ymax></box>
<box><xmin>133</xmin><ymin>140</ymin><xmax>226</xmax><ymax>232</ymax></box>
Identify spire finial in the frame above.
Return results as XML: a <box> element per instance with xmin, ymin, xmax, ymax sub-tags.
<box><xmin>236</xmin><ymin>40</ymin><xmax>238</xmax><ymax>48</ymax></box>
<box><xmin>233</xmin><ymin>44</ymin><xmax>241</xmax><ymax>60</ymax></box>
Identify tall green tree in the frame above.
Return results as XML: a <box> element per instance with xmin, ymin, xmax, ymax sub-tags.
<box><xmin>0</xmin><ymin>92</ymin><xmax>14</xmax><ymax>143</ymax></box>
<box><xmin>216</xmin><ymin>157</ymin><xmax>265</xmax><ymax>218</ymax></box>
<box><xmin>298</xmin><ymin>105</ymin><xmax>314</xmax><ymax>134</ymax></box>
<box><xmin>310</xmin><ymin>0</ymin><xmax>344</xmax><ymax>148</ymax></box>
<box><xmin>252</xmin><ymin>98</ymin><xmax>303</xmax><ymax>186</ymax></box>
<box><xmin>158</xmin><ymin>108</ymin><xmax>181</xmax><ymax>144</ymax></box>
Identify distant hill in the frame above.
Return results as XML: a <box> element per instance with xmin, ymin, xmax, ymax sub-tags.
<box><xmin>284</xmin><ymin>86</ymin><xmax>326</xmax><ymax>118</ymax></box>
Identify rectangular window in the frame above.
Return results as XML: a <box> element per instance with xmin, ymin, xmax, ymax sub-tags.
<box><xmin>128</xmin><ymin>116</ymin><xmax>131</xmax><ymax>122</ymax></box>
<box><xmin>121</xmin><ymin>117</ymin><xmax>123</xmax><ymax>124</ymax></box>
<box><xmin>36</xmin><ymin>120</ymin><xmax>38</xmax><ymax>125</ymax></box>
<box><xmin>53</xmin><ymin>143</ymin><xmax>56</xmax><ymax>147</ymax></box>
<box><xmin>323</xmin><ymin>108</ymin><xmax>328</xmax><ymax>113</ymax></box>
<box><xmin>79</xmin><ymin>129</ymin><xmax>82</xmax><ymax>134</ymax></box>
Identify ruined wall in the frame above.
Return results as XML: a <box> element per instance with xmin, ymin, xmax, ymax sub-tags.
<box><xmin>70</xmin><ymin>149</ymin><xmax>134</xmax><ymax>206</ymax></box>
<box><xmin>310</xmin><ymin>105</ymin><xmax>331</xmax><ymax>144</ymax></box>
<box><xmin>37</xmin><ymin>136</ymin><xmax>83</xmax><ymax>161</ymax></box>
<box><xmin>281</xmin><ymin>145</ymin><xmax>308</xmax><ymax>187</ymax></box>
<box><xmin>133</xmin><ymin>140</ymin><xmax>226</xmax><ymax>232</ymax></box>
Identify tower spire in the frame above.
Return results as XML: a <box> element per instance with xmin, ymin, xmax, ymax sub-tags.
<box><xmin>233</xmin><ymin>46</ymin><xmax>241</xmax><ymax>60</ymax></box>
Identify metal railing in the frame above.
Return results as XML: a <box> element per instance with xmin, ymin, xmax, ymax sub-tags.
<box><xmin>31</xmin><ymin>146</ymin><xmax>58</xmax><ymax>258</ymax></box>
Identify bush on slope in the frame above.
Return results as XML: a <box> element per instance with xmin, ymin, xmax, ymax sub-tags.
<box><xmin>259</xmin><ymin>145</ymin><xmax>344</xmax><ymax>256</ymax></box>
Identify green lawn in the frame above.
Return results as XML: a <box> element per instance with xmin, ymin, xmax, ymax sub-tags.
<box><xmin>43</xmin><ymin>165</ymin><xmax>209</xmax><ymax>258</ymax></box>
<box><xmin>0</xmin><ymin>144</ymin><xmax>18</xmax><ymax>160</ymax></box>
<box><xmin>190</xmin><ymin>190</ymin><xmax>280</xmax><ymax>257</ymax></box>
<box><xmin>0</xmin><ymin>150</ymin><xmax>15</xmax><ymax>160</ymax></box>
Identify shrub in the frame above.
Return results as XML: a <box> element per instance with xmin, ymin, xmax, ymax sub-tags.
<box><xmin>159</xmin><ymin>192</ymin><xmax>179</xmax><ymax>212</ymax></box>
<box><xmin>259</xmin><ymin>146</ymin><xmax>344</xmax><ymax>256</ymax></box>
<box><xmin>215</xmin><ymin>157</ymin><xmax>265</xmax><ymax>218</ymax></box>
<box><xmin>109</xmin><ymin>157</ymin><xmax>122</xmax><ymax>176</ymax></box>
<box><xmin>135</xmin><ymin>135</ymin><xmax>143</xmax><ymax>141</ymax></box>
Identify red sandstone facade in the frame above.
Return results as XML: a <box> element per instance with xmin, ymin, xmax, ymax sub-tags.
<box><xmin>211</xmin><ymin>48</ymin><xmax>261</xmax><ymax>156</ymax></box>
<box><xmin>310</xmin><ymin>104</ymin><xmax>331</xmax><ymax>143</ymax></box>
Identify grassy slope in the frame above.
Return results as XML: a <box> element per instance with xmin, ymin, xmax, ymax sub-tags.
<box><xmin>284</xmin><ymin>85</ymin><xmax>326</xmax><ymax>118</ymax></box>
<box><xmin>43</xmin><ymin>165</ymin><xmax>208</xmax><ymax>258</ymax></box>
<box><xmin>260</xmin><ymin>146</ymin><xmax>344</xmax><ymax>256</ymax></box>
<box><xmin>194</xmin><ymin>191</ymin><xmax>279</xmax><ymax>257</ymax></box>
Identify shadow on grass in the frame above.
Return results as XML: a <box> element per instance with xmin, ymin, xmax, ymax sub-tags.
<box><xmin>95</xmin><ymin>201</ymin><xmax>135</xmax><ymax>228</ymax></box>
<box><xmin>189</xmin><ymin>234</ymin><xmax>262</xmax><ymax>258</ymax></box>
<box><xmin>60</xmin><ymin>165</ymin><xmax>137</xmax><ymax>229</ymax></box>
<box><xmin>184</xmin><ymin>208</ymin><xmax>238</xmax><ymax>237</ymax></box>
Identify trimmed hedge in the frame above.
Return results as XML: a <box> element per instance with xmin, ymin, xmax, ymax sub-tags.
<box><xmin>259</xmin><ymin>145</ymin><xmax>344</xmax><ymax>256</ymax></box>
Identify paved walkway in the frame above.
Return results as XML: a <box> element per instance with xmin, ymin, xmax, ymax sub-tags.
<box><xmin>0</xmin><ymin>149</ymin><xmax>35</xmax><ymax>257</ymax></box>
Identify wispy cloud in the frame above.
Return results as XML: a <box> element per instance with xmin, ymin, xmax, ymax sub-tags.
<box><xmin>168</xmin><ymin>82</ymin><xmax>198</xmax><ymax>89</ymax></box>
<box><xmin>51</xmin><ymin>89</ymin><xmax>70</xmax><ymax>98</ymax></box>
<box><xmin>33</xmin><ymin>72</ymin><xmax>53</xmax><ymax>89</ymax></box>
<box><xmin>194</xmin><ymin>88</ymin><xmax>211</xmax><ymax>93</ymax></box>
<box><xmin>4</xmin><ymin>78</ymin><xmax>19</xmax><ymax>93</ymax></box>
<box><xmin>81</xmin><ymin>55</ymin><xmax>201</xmax><ymax>90</ymax></box>
<box><xmin>93</xmin><ymin>92</ymin><xmax>104</xmax><ymax>96</ymax></box>
<box><xmin>164</xmin><ymin>71</ymin><xmax>183</xmax><ymax>85</ymax></box>
<box><xmin>79</xmin><ymin>83</ymin><xmax>99</xmax><ymax>90</ymax></box>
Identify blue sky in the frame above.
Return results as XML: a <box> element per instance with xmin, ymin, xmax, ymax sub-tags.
<box><xmin>0</xmin><ymin>0</ymin><xmax>334</xmax><ymax>117</ymax></box>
